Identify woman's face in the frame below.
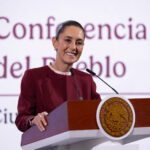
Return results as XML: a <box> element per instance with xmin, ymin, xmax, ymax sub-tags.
<box><xmin>53</xmin><ymin>26</ymin><xmax>85</xmax><ymax>66</ymax></box>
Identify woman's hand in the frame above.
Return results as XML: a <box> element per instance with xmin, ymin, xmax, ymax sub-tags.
<box><xmin>31</xmin><ymin>111</ymin><xmax>48</xmax><ymax>132</ymax></box>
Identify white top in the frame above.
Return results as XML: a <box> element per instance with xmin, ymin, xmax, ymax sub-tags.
<box><xmin>48</xmin><ymin>63</ymin><xmax>71</xmax><ymax>76</ymax></box>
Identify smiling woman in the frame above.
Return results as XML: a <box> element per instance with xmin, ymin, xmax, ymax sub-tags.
<box><xmin>50</xmin><ymin>20</ymin><xmax>85</xmax><ymax>72</ymax></box>
<box><xmin>52</xmin><ymin>25</ymin><xmax>84</xmax><ymax>70</ymax></box>
<box><xmin>15</xmin><ymin>20</ymin><xmax>101</xmax><ymax>132</ymax></box>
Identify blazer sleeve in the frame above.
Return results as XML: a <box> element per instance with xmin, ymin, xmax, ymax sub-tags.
<box><xmin>15</xmin><ymin>70</ymin><xmax>36</xmax><ymax>132</ymax></box>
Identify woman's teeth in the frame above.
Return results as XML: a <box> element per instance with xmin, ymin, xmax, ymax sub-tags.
<box><xmin>66</xmin><ymin>52</ymin><xmax>76</xmax><ymax>56</ymax></box>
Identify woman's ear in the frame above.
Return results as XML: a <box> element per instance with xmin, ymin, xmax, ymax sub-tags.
<box><xmin>52</xmin><ymin>37</ymin><xmax>58</xmax><ymax>51</ymax></box>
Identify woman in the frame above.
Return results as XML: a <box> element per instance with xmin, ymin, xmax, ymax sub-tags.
<box><xmin>15</xmin><ymin>20</ymin><xmax>101</xmax><ymax>132</ymax></box>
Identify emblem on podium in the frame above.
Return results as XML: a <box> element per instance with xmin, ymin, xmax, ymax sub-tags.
<box><xmin>96</xmin><ymin>95</ymin><xmax>135</xmax><ymax>140</ymax></box>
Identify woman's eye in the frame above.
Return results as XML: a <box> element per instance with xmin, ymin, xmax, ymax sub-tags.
<box><xmin>65</xmin><ymin>39</ymin><xmax>71</xmax><ymax>43</ymax></box>
<box><xmin>64</xmin><ymin>39</ymin><xmax>84</xmax><ymax>46</ymax></box>
<box><xmin>76</xmin><ymin>41</ymin><xmax>84</xmax><ymax>45</ymax></box>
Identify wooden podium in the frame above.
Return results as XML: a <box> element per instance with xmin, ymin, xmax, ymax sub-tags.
<box><xmin>21</xmin><ymin>98</ymin><xmax>150</xmax><ymax>150</ymax></box>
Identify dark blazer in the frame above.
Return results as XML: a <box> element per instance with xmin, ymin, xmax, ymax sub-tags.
<box><xmin>15</xmin><ymin>66</ymin><xmax>101</xmax><ymax>132</ymax></box>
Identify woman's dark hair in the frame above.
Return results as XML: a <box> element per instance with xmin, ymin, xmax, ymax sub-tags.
<box><xmin>56</xmin><ymin>20</ymin><xmax>85</xmax><ymax>40</ymax></box>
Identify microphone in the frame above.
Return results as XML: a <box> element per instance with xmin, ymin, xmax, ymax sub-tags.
<box><xmin>86</xmin><ymin>68</ymin><xmax>119</xmax><ymax>94</ymax></box>
<box><xmin>70</xmin><ymin>68</ymin><xmax>83</xmax><ymax>100</ymax></box>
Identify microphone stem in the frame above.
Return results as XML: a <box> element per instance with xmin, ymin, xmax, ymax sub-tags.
<box><xmin>72</xmin><ymin>76</ymin><xmax>83</xmax><ymax>100</ymax></box>
<box><xmin>96</xmin><ymin>75</ymin><xmax>119</xmax><ymax>94</ymax></box>
<box><xmin>86</xmin><ymin>68</ymin><xmax>119</xmax><ymax>95</ymax></box>
<box><xmin>70</xmin><ymin>68</ymin><xmax>83</xmax><ymax>100</ymax></box>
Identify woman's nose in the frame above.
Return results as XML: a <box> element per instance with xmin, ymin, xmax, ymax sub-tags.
<box><xmin>70</xmin><ymin>42</ymin><xmax>76</xmax><ymax>50</ymax></box>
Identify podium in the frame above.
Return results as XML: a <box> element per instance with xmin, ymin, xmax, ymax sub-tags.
<box><xmin>21</xmin><ymin>98</ymin><xmax>150</xmax><ymax>150</ymax></box>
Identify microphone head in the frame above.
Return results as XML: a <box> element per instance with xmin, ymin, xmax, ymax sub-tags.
<box><xmin>86</xmin><ymin>68</ymin><xmax>96</xmax><ymax>76</ymax></box>
<box><xmin>70</xmin><ymin>68</ymin><xmax>74</xmax><ymax>76</ymax></box>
